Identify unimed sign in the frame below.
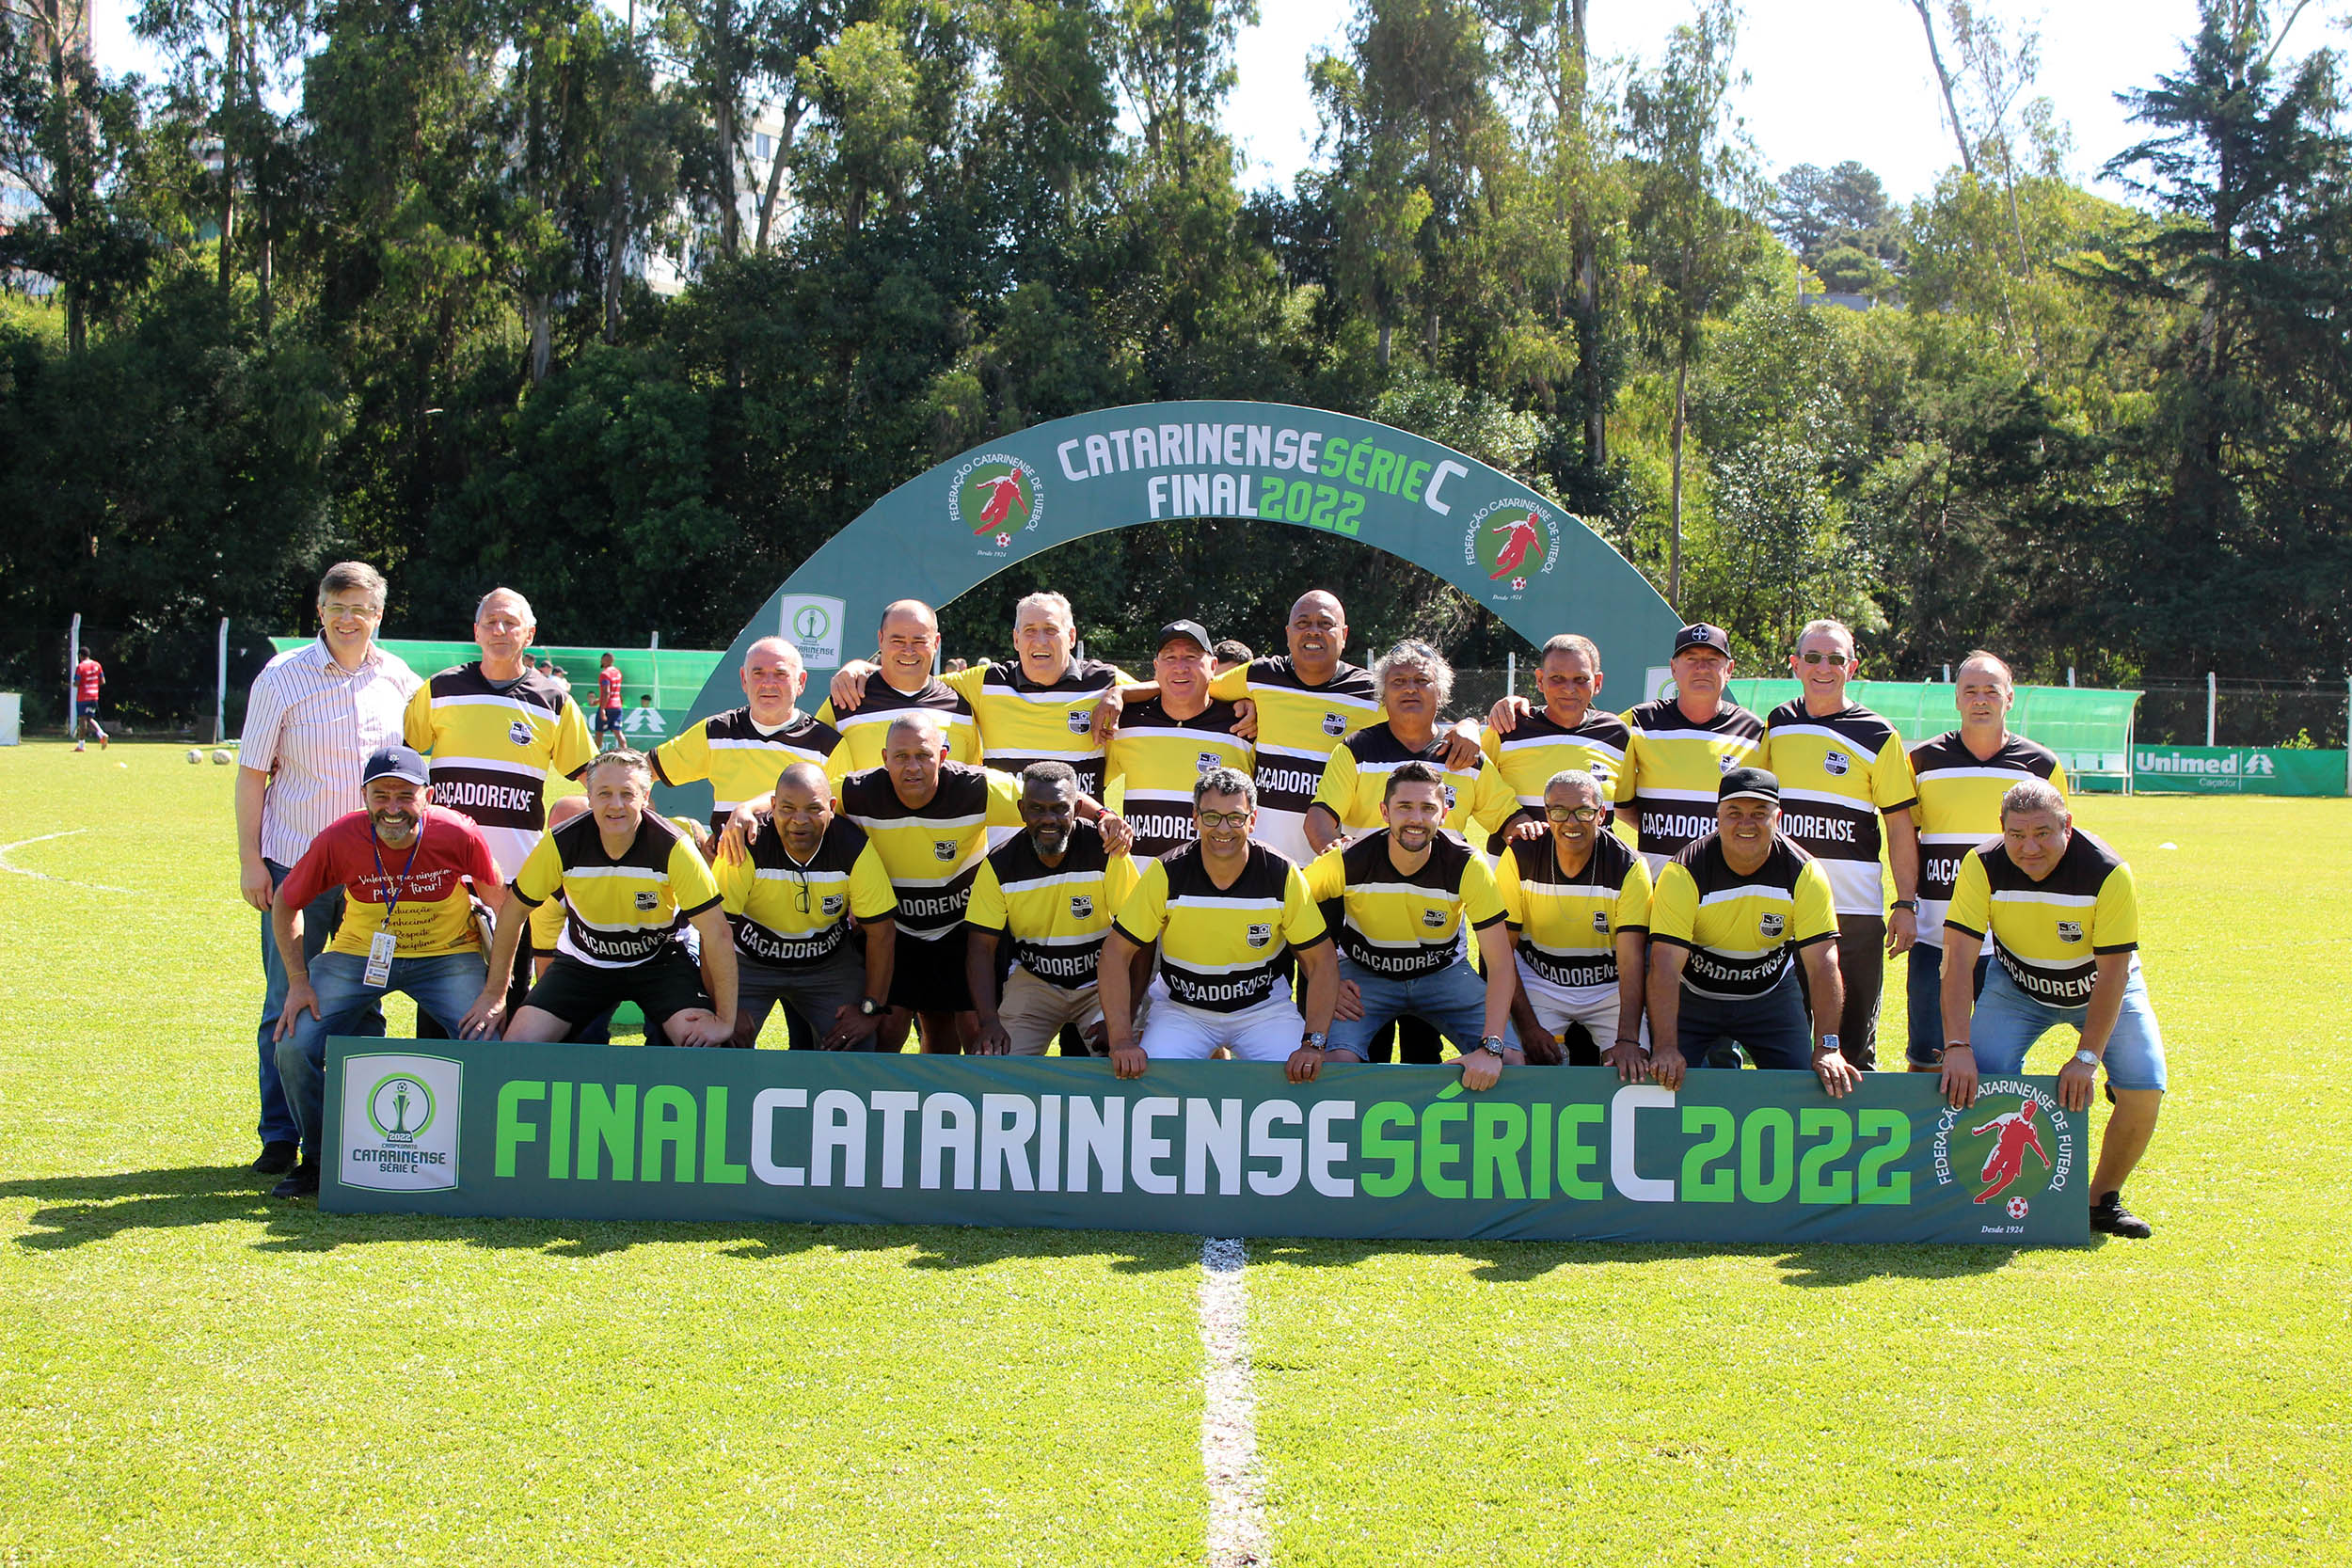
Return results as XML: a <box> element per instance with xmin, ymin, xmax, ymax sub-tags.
<box><xmin>324</xmin><ymin>1041</ymin><xmax>2088</xmax><ymax>1246</ymax></box>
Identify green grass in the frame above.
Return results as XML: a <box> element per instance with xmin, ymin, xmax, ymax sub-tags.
<box><xmin>4</xmin><ymin>741</ymin><xmax>2348</xmax><ymax>1564</ymax></box>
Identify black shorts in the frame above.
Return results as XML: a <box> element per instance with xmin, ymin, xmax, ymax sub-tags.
<box><xmin>525</xmin><ymin>950</ymin><xmax>709</xmax><ymax>1039</ymax></box>
<box><xmin>889</xmin><ymin>928</ymin><xmax>972</xmax><ymax>1014</ymax></box>
<box><xmin>595</xmin><ymin>706</ymin><xmax>624</xmax><ymax>734</ymax></box>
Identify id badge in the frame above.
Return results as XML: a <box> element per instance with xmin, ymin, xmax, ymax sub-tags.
<box><xmin>363</xmin><ymin>929</ymin><xmax>396</xmax><ymax>989</ymax></box>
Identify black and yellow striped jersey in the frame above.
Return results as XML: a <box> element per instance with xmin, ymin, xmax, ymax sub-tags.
<box><xmin>1649</xmin><ymin>832</ymin><xmax>1837</xmax><ymax>1000</ymax></box>
<box><xmin>404</xmin><ymin>662</ymin><xmax>596</xmax><ymax>879</ymax></box>
<box><xmin>837</xmin><ymin>762</ymin><xmax>1024</xmax><ymax>941</ymax></box>
<box><xmin>1206</xmin><ymin>657</ymin><xmax>1382</xmax><ymax>837</ymax></box>
<box><xmin>1908</xmin><ymin>731</ymin><xmax>2068</xmax><ymax>946</ymax></box>
<box><xmin>1493</xmin><ymin>831</ymin><xmax>1653</xmax><ymax>990</ymax></box>
<box><xmin>1481</xmin><ymin>708</ymin><xmax>1634</xmax><ymax>808</ymax></box>
<box><xmin>653</xmin><ymin>705</ymin><xmax>847</xmax><ymax>834</ymax></box>
<box><xmin>1300</xmin><ymin>830</ymin><xmax>1505</xmax><ymax>980</ymax></box>
<box><xmin>1311</xmin><ymin>723</ymin><xmax>1521</xmax><ymax>840</ymax></box>
<box><xmin>1104</xmin><ymin>696</ymin><xmax>1253</xmax><ymax>858</ymax></box>
<box><xmin>945</xmin><ymin>657</ymin><xmax>1135</xmax><ymax>799</ymax></box>
<box><xmin>965</xmin><ymin>821</ymin><xmax>1139</xmax><ymax>990</ymax></box>
<box><xmin>1114</xmin><ymin>843</ymin><xmax>1329</xmax><ymax>1013</ymax></box>
<box><xmin>712</xmin><ymin>815</ymin><xmax>897</xmax><ymax>970</ymax></box>
<box><xmin>1946</xmin><ymin>832</ymin><xmax>2136</xmax><ymax>1008</ymax></box>
<box><xmin>1618</xmin><ymin>697</ymin><xmax>1764</xmax><ymax>866</ymax></box>
<box><xmin>816</xmin><ymin>673</ymin><xmax>981</xmax><ymax>773</ymax></box>
<box><xmin>1754</xmin><ymin>701</ymin><xmax>1919</xmax><ymax>916</ymax></box>
<box><xmin>512</xmin><ymin>810</ymin><xmax>721</xmax><ymax>969</ymax></box>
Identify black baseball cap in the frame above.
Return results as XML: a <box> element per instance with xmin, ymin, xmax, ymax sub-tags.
<box><xmin>1718</xmin><ymin>766</ymin><xmax>1780</xmax><ymax>805</ymax></box>
<box><xmin>1155</xmin><ymin>620</ymin><xmax>1213</xmax><ymax>653</ymax></box>
<box><xmin>361</xmin><ymin>744</ymin><xmax>431</xmax><ymax>787</ymax></box>
<box><xmin>1674</xmin><ymin>623</ymin><xmax>1733</xmax><ymax>657</ymax></box>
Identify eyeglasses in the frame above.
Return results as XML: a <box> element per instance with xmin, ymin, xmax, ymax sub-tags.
<box><xmin>1798</xmin><ymin>650</ymin><xmax>1851</xmax><ymax>667</ymax></box>
<box><xmin>322</xmin><ymin>602</ymin><xmax>382</xmax><ymax>623</ymax></box>
<box><xmin>1198</xmin><ymin>811</ymin><xmax>1251</xmax><ymax>831</ymax></box>
<box><xmin>1545</xmin><ymin>804</ymin><xmax>1602</xmax><ymax>824</ymax></box>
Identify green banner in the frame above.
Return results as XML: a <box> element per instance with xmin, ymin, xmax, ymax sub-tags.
<box><xmin>323</xmin><ymin>1041</ymin><xmax>2089</xmax><ymax>1245</ymax></box>
<box><xmin>2131</xmin><ymin>744</ymin><xmax>2347</xmax><ymax>795</ymax></box>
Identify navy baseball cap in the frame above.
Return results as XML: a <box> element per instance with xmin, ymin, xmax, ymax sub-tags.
<box><xmin>1718</xmin><ymin>766</ymin><xmax>1780</xmax><ymax>805</ymax></box>
<box><xmin>361</xmin><ymin>744</ymin><xmax>431</xmax><ymax>786</ymax></box>
<box><xmin>1674</xmin><ymin>623</ymin><xmax>1733</xmax><ymax>657</ymax></box>
<box><xmin>1156</xmin><ymin>620</ymin><xmax>1214</xmax><ymax>653</ymax></box>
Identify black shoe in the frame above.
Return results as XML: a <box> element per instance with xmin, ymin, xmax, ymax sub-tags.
<box><xmin>270</xmin><ymin>1162</ymin><xmax>320</xmax><ymax>1199</ymax></box>
<box><xmin>2090</xmin><ymin>1191</ymin><xmax>2152</xmax><ymax>1239</ymax></box>
<box><xmin>252</xmin><ymin>1140</ymin><xmax>299</xmax><ymax>1176</ymax></box>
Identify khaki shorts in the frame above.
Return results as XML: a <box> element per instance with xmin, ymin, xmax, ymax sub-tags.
<box><xmin>997</xmin><ymin>965</ymin><xmax>1105</xmax><ymax>1055</ymax></box>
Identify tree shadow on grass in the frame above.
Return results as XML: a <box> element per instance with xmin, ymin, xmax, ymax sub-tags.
<box><xmin>1248</xmin><ymin>1236</ymin><xmax>2026</xmax><ymax>1286</ymax></box>
<box><xmin>0</xmin><ymin>1164</ymin><xmax>1196</xmax><ymax>1273</ymax></box>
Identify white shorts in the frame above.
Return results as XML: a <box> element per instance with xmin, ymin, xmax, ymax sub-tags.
<box><xmin>1515</xmin><ymin>958</ymin><xmax>1647</xmax><ymax>1047</ymax></box>
<box><xmin>1138</xmin><ymin>990</ymin><xmax>1303</xmax><ymax>1063</ymax></box>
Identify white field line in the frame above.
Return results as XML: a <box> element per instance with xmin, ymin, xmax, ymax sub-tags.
<box><xmin>0</xmin><ymin>831</ymin><xmax>133</xmax><ymax>895</ymax></box>
<box><xmin>1199</xmin><ymin>1235</ymin><xmax>1270</xmax><ymax>1568</ymax></box>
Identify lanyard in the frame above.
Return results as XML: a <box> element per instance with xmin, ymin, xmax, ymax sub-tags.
<box><xmin>371</xmin><ymin>812</ymin><xmax>427</xmax><ymax>930</ymax></box>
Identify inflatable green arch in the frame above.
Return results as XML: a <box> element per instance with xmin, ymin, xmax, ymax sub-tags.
<box><xmin>672</xmin><ymin>399</ymin><xmax>1680</xmax><ymax>816</ymax></box>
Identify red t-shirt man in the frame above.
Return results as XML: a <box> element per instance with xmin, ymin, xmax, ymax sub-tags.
<box><xmin>74</xmin><ymin>657</ymin><xmax>103</xmax><ymax>703</ymax></box>
<box><xmin>278</xmin><ymin>804</ymin><xmax>501</xmax><ymax>959</ymax></box>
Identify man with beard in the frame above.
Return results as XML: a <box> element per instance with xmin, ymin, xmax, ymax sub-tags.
<box><xmin>268</xmin><ymin>745</ymin><xmax>503</xmax><ymax>1197</ymax></box>
<box><xmin>964</xmin><ymin>762</ymin><xmax>1139</xmax><ymax>1055</ymax></box>
<box><xmin>1302</xmin><ymin>763</ymin><xmax>1520</xmax><ymax>1088</ymax></box>
<box><xmin>714</xmin><ymin>761</ymin><xmax>898</xmax><ymax>1050</ymax></box>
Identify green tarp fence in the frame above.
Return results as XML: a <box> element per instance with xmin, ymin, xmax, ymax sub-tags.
<box><xmin>323</xmin><ymin>1039</ymin><xmax>2090</xmax><ymax>1246</ymax></box>
<box><xmin>268</xmin><ymin>639</ymin><xmax>723</xmax><ymax>711</ymax></box>
<box><xmin>1724</xmin><ymin>679</ymin><xmax>2142</xmax><ymax>790</ymax></box>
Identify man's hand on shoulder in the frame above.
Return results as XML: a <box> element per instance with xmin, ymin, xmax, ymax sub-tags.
<box><xmin>1089</xmin><ymin>688</ymin><xmax>1124</xmax><ymax>746</ymax></box>
<box><xmin>829</xmin><ymin>661</ymin><xmax>880</xmax><ymax>712</ymax></box>
<box><xmin>1231</xmin><ymin>700</ymin><xmax>1259</xmax><ymax>742</ymax></box>
<box><xmin>1487</xmin><ymin>694</ymin><xmax>1532</xmax><ymax>736</ymax></box>
<box><xmin>1438</xmin><ymin>721</ymin><xmax>1482</xmax><ymax>770</ymax></box>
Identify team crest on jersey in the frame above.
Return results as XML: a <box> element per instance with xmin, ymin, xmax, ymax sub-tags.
<box><xmin>1442</xmin><ymin>784</ymin><xmax>1457</xmax><ymax>809</ymax></box>
<box><xmin>1066</xmin><ymin>711</ymin><xmax>1091</xmax><ymax>735</ymax></box>
<box><xmin>1198</xmin><ymin>752</ymin><xmax>1221</xmax><ymax>772</ymax></box>
<box><xmin>1322</xmin><ymin>712</ymin><xmax>1346</xmax><ymax>736</ymax></box>
<box><xmin>1593</xmin><ymin>911</ymin><xmax>1611</xmax><ymax>934</ymax></box>
<box><xmin>1247</xmin><ymin>922</ymin><xmax>1272</xmax><ymax>948</ymax></box>
<box><xmin>1717</xmin><ymin>753</ymin><xmax>1737</xmax><ymax>774</ymax></box>
<box><xmin>1823</xmin><ymin>751</ymin><xmax>1851</xmax><ymax>777</ymax></box>
<box><xmin>507</xmin><ymin>719</ymin><xmax>534</xmax><ymax>747</ymax></box>
<box><xmin>1071</xmin><ymin>894</ymin><xmax>1093</xmax><ymax>919</ymax></box>
<box><xmin>1759</xmin><ymin>911</ymin><xmax>1785</xmax><ymax>938</ymax></box>
<box><xmin>1421</xmin><ymin>908</ymin><xmax>1446</xmax><ymax>929</ymax></box>
<box><xmin>633</xmin><ymin>891</ymin><xmax>659</xmax><ymax>911</ymax></box>
<box><xmin>932</xmin><ymin>840</ymin><xmax>958</xmax><ymax>862</ymax></box>
<box><xmin>2057</xmin><ymin>920</ymin><xmax>2083</xmax><ymax>943</ymax></box>
<box><xmin>821</xmin><ymin>895</ymin><xmax>845</xmax><ymax>917</ymax></box>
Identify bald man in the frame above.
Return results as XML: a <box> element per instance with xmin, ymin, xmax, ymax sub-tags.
<box><xmin>656</xmin><ymin>636</ymin><xmax>847</xmax><ymax>838</ymax></box>
<box><xmin>815</xmin><ymin>599</ymin><xmax>981</xmax><ymax>773</ymax></box>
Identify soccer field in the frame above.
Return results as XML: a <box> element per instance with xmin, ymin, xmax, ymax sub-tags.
<box><xmin>3</xmin><ymin>741</ymin><xmax>2347</xmax><ymax>1566</ymax></box>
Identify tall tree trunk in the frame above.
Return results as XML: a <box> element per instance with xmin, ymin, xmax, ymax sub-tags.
<box><xmin>526</xmin><ymin>294</ymin><xmax>552</xmax><ymax>385</ymax></box>
<box><xmin>1668</xmin><ymin>354</ymin><xmax>1687</xmax><ymax>604</ymax></box>
<box><xmin>1908</xmin><ymin>0</ymin><xmax>1976</xmax><ymax>177</ymax></box>
<box><xmin>753</xmin><ymin>99</ymin><xmax>804</xmax><ymax>252</ymax></box>
<box><xmin>717</xmin><ymin>96</ymin><xmax>740</xmax><ymax>260</ymax></box>
<box><xmin>259</xmin><ymin>201</ymin><xmax>274</xmax><ymax>334</ymax></box>
<box><xmin>1567</xmin><ymin>0</ymin><xmax>1603</xmax><ymax>471</ymax></box>
<box><xmin>217</xmin><ymin>0</ymin><xmax>242</xmax><ymax>295</ymax></box>
<box><xmin>604</xmin><ymin>171</ymin><xmax>628</xmax><ymax>343</ymax></box>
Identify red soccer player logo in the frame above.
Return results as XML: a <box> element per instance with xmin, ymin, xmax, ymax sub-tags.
<box><xmin>1487</xmin><ymin>512</ymin><xmax>1542</xmax><ymax>579</ymax></box>
<box><xmin>1969</xmin><ymin>1100</ymin><xmax>2050</xmax><ymax>1204</ymax></box>
<box><xmin>972</xmin><ymin>467</ymin><xmax>1030</xmax><ymax>533</ymax></box>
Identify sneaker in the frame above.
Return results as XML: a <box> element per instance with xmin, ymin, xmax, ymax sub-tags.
<box><xmin>2090</xmin><ymin>1191</ymin><xmax>2153</xmax><ymax>1239</ymax></box>
<box><xmin>73</xmin><ymin>741</ymin><xmax>86</xmax><ymax>752</ymax></box>
<box><xmin>270</xmin><ymin>1162</ymin><xmax>320</xmax><ymax>1199</ymax></box>
<box><xmin>251</xmin><ymin>1140</ymin><xmax>299</xmax><ymax>1176</ymax></box>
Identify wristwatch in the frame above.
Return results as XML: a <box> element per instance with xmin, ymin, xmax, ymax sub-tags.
<box><xmin>1478</xmin><ymin>1036</ymin><xmax>1507</xmax><ymax>1058</ymax></box>
<box><xmin>2072</xmin><ymin>1048</ymin><xmax>2100</xmax><ymax>1068</ymax></box>
<box><xmin>1890</xmin><ymin>898</ymin><xmax>1918</xmax><ymax>913</ymax></box>
<box><xmin>1302</xmin><ymin>1031</ymin><xmax>1327</xmax><ymax>1051</ymax></box>
<box><xmin>858</xmin><ymin>996</ymin><xmax>883</xmax><ymax>1018</ymax></box>
<box><xmin>1816</xmin><ymin>1033</ymin><xmax>1842</xmax><ymax>1056</ymax></box>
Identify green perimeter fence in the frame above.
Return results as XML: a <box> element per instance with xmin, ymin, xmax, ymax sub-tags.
<box><xmin>268</xmin><ymin>640</ymin><xmax>723</xmax><ymax>712</ymax></box>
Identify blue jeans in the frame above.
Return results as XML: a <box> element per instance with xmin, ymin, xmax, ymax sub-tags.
<box><xmin>276</xmin><ymin>950</ymin><xmax>488</xmax><ymax>1155</ymax></box>
<box><xmin>1966</xmin><ymin>960</ymin><xmax>2169</xmax><ymax>1092</ymax></box>
<box><xmin>1327</xmin><ymin>957</ymin><xmax>1514</xmax><ymax>1060</ymax></box>
<box><xmin>1676</xmin><ymin>967</ymin><xmax>1813</xmax><ymax>1070</ymax></box>
<box><xmin>258</xmin><ymin>860</ymin><xmax>382</xmax><ymax>1147</ymax></box>
<box><xmin>1907</xmin><ymin>942</ymin><xmax>1990</xmax><ymax>1069</ymax></box>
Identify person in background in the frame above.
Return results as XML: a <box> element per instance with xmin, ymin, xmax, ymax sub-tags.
<box><xmin>72</xmin><ymin>651</ymin><xmax>106</xmax><ymax>751</ymax></box>
<box><xmin>595</xmin><ymin>654</ymin><xmax>625</xmax><ymax>752</ymax></box>
<box><xmin>236</xmin><ymin>561</ymin><xmax>420</xmax><ymax>1178</ymax></box>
